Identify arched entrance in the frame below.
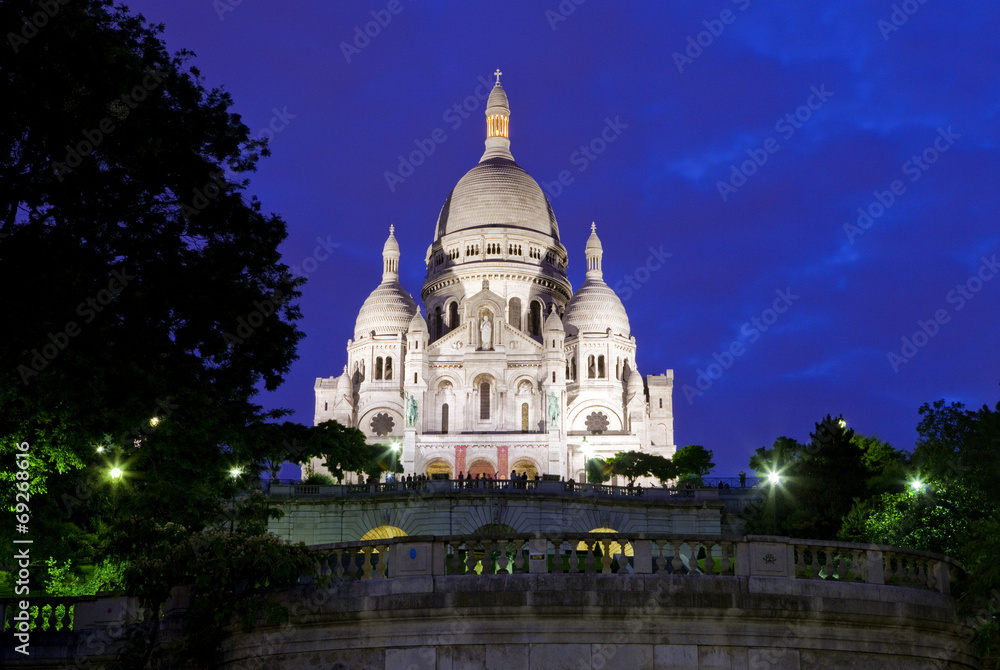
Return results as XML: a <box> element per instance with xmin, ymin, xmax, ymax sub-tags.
<box><xmin>510</xmin><ymin>458</ymin><xmax>539</xmax><ymax>479</ymax></box>
<box><xmin>360</xmin><ymin>525</ymin><xmax>408</xmax><ymax>541</ymax></box>
<box><xmin>467</xmin><ymin>459</ymin><xmax>496</xmax><ymax>478</ymax></box>
<box><xmin>577</xmin><ymin>528</ymin><xmax>634</xmax><ymax>557</ymax></box>
<box><xmin>424</xmin><ymin>458</ymin><xmax>452</xmax><ymax>478</ymax></box>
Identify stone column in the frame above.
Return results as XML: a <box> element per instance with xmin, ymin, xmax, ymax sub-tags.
<box><xmin>402</xmin><ymin>428</ymin><xmax>416</xmax><ymax>475</ymax></box>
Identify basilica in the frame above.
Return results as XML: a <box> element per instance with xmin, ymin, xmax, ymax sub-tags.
<box><xmin>310</xmin><ymin>75</ymin><xmax>676</xmax><ymax>482</ymax></box>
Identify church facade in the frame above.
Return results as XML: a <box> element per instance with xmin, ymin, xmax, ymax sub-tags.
<box><xmin>310</xmin><ymin>75</ymin><xmax>675</xmax><ymax>482</ymax></box>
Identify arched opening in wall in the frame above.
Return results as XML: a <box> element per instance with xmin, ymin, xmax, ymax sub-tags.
<box><xmin>577</xmin><ymin>528</ymin><xmax>634</xmax><ymax>557</ymax></box>
<box><xmin>434</xmin><ymin>306</ymin><xmax>443</xmax><ymax>338</ymax></box>
<box><xmin>510</xmin><ymin>458</ymin><xmax>539</xmax><ymax>479</ymax></box>
<box><xmin>575</xmin><ymin>470</ymin><xmax>585</xmax><ymax>483</ymax></box>
<box><xmin>480</xmin><ymin>381</ymin><xmax>490</xmax><ymax>420</ymax></box>
<box><xmin>521</xmin><ymin>403</ymin><xmax>529</xmax><ymax>432</ymax></box>
<box><xmin>528</xmin><ymin>300</ymin><xmax>542</xmax><ymax>336</ymax></box>
<box><xmin>616</xmin><ymin>357</ymin><xmax>621</xmax><ymax>380</ymax></box>
<box><xmin>508</xmin><ymin>297</ymin><xmax>522</xmax><ymax>330</ymax></box>
<box><xmin>360</xmin><ymin>525</ymin><xmax>408</xmax><ymax>542</ymax></box>
<box><xmin>571</xmin><ymin>357</ymin><xmax>577</xmax><ymax>380</ymax></box>
<box><xmin>467</xmin><ymin>458</ymin><xmax>496</xmax><ymax>478</ymax></box>
<box><xmin>448</xmin><ymin>301</ymin><xmax>460</xmax><ymax>330</ymax></box>
<box><xmin>441</xmin><ymin>403</ymin><xmax>449</xmax><ymax>434</ymax></box>
<box><xmin>587</xmin><ymin>355</ymin><xmax>596</xmax><ymax>379</ymax></box>
<box><xmin>375</xmin><ymin>357</ymin><xmax>383</xmax><ymax>380</ymax></box>
<box><xmin>597</xmin><ymin>355</ymin><xmax>605</xmax><ymax>378</ymax></box>
<box><xmin>424</xmin><ymin>458</ymin><xmax>452</xmax><ymax>478</ymax></box>
<box><xmin>324</xmin><ymin>401</ymin><xmax>328</xmax><ymax>411</ymax></box>
<box><xmin>384</xmin><ymin>356</ymin><xmax>393</xmax><ymax>380</ymax></box>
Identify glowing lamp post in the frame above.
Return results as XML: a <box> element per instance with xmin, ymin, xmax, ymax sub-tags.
<box><xmin>766</xmin><ymin>471</ymin><xmax>783</xmax><ymax>534</ymax></box>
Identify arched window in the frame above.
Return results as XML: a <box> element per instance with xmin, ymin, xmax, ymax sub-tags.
<box><xmin>434</xmin><ymin>306</ymin><xmax>443</xmax><ymax>338</ymax></box>
<box><xmin>521</xmin><ymin>403</ymin><xmax>529</xmax><ymax>432</ymax></box>
<box><xmin>571</xmin><ymin>357</ymin><xmax>577</xmax><ymax>380</ymax></box>
<box><xmin>566</xmin><ymin>360</ymin><xmax>570</xmax><ymax>379</ymax></box>
<box><xmin>659</xmin><ymin>398</ymin><xmax>663</xmax><ymax>409</ymax></box>
<box><xmin>597</xmin><ymin>355</ymin><xmax>605</xmax><ymax>379</ymax></box>
<box><xmin>528</xmin><ymin>301</ymin><xmax>542</xmax><ymax>336</ymax></box>
<box><xmin>375</xmin><ymin>357</ymin><xmax>383</xmax><ymax>380</ymax></box>
<box><xmin>587</xmin><ymin>355</ymin><xmax>596</xmax><ymax>379</ymax></box>
<box><xmin>442</xmin><ymin>403</ymin><xmax>449</xmax><ymax>434</ymax></box>
<box><xmin>616</xmin><ymin>358</ymin><xmax>621</xmax><ymax>380</ymax></box>
<box><xmin>480</xmin><ymin>381</ymin><xmax>490</xmax><ymax>420</ymax></box>
<box><xmin>508</xmin><ymin>297</ymin><xmax>522</xmax><ymax>330</ymax></box>
<box><xmin>552</xmin><ymin>371</ymin><xmax>556</xmax><ymax>383</ymax></box>
<box><xmin>448</xmin><ymin>302</ymin><xmax>460</xmax><ymax>329</ymax></box>
<box><xmin>384</xmin><ymin>356</ymin><xmax>393</xmax><ymax>380</ymax></box>
<box><xmin>324</xmin><ymin>401</ymin><xmax>328</xmax><ymax>411</ymax></box>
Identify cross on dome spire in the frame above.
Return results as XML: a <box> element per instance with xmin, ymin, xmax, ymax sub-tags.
<box><xmin>591</xmin><ymin>222</ymin><xmax>596</xmax><ymax>233</ymax></box>
<box><xmin>390</xmin><ymin>224</ymin><xmax>395</xmax><ymax>234</ymax></box>
<box><xmin>483</xmin><ymin>70</ymin><xmax>512</xmax><ymax>160</ymax></box>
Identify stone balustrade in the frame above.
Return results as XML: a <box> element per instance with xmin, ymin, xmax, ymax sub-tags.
<box><xmin>270</xmin><ymin>478</ymin><xmax>714</xmax><ymax>501</ymax></box>
<box><xmin>306</xmin><ymin>533</ymin><xmax>956</xmax><ymax>593</ymax></box>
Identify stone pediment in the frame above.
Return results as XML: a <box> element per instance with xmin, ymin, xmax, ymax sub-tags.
<box><xmin>429</xmin><ymin>322</ymin><xmax>470</xmax><ymax>353</ymax></box>
<box><xmin>502</xmin><ymin>322</ymin><xmax>542</xmax><ymax>351</ymax></box>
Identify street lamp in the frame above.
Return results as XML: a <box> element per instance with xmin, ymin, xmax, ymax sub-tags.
<box><xmin>765</xmin><ymin>470</ymin><xmax>783</xmax><ymax>535</ymax></box>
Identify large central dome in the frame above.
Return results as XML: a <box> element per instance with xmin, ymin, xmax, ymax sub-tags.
<box><xmin>434</xmin><ymin>156</ymin><xmax>560</xmax><ymax>241</ymax></box>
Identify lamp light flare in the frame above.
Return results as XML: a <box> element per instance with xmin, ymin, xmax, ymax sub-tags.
<box><xmin>767</xmin><ymin>472</ymin><xmax>781</xmax><ymax>484</ymax></box>
<box><xmin>110</xmin><ymin>467</ymin><xmax>123</xmax><ymax>480</ymax></box>
<box><xmin>149</xmin><ymin>417</ymin><xmax>160</xmax><ymax>427</ymax></box>
<box><xmin>229</xmin><ymin>467</ymin><xmax>242</xmax><ymax>478</ymax></box>
<box><xmin>910</xmin><ymin>480</ymin><xmax>923</xmax><ymax>491</ymax></box>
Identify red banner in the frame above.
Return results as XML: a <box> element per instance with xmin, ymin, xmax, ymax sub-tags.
<box><xmin>455</xmin><ymin>445</ymin><xmax>467</xmax><ymax>475</ymax></box>
<box><xmin>497</xmin><ymin>445</ymin><xmax>509</xmax><ymax>479</ymax></box>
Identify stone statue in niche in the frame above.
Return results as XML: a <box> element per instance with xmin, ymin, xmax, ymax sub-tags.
<box><xmin>547</xmin><ymin>391</ymin><xmax>560</xmax><ymax>424</ymax></box>
<box><xmin>480</xmin><ymin>314</ymin><xmax>493</xmax><ymax>350</ymax></box>
<box><xmin>404</xmin><ymin>393</ymin><xmax>418</xmax><ymax>428</ymax></box>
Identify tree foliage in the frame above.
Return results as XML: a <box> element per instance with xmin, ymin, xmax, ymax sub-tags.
<box><xmin>605</xmin><ymin>451</ymin><xmax>676</xmax><ymax>485</ymax></box>
<box><xmin>0</xmin><ymin>0</ymin><xmax>304</xmax><ymax>575</ymax></box>
<box><xmin>671</xmin><ymin>444</ymin><xmax>715</xmax><ymax>483</ymax></box>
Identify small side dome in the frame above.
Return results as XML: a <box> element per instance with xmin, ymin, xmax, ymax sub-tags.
<box><xmin>354</xmin><ymin>283</ymin><xmax>418</xmax><ymax>340</ymax></box>
<box><xmin>585</xmin><ymin>223</ymin><xmax>603</xmax><ymax>254</ymax></box>
<box><xmin>627</xmin><ymin>366</ymin><xmax>643</xmax><ymax>395</ymax></box>
<box><xmin>337</xmin><ymin>365</ymin><xmax>353</xmax><ymax>394</ymax></box>
<box><xmin>543</xmin><ymin>308</ymin><xmax>564</xmax><ymax>333</ymax></box>
<box><xmin>408</xmin><ymin>306</ymin><xmax>428</xmax><ymax>334</ymax></box>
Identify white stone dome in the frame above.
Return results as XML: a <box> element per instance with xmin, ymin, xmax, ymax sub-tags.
<box><xmin>337</xmin><ymin>366</ymin><xmax>354</xmax><ymax>395</ymax></box>
<box><xmin>354</xmin><ymin>280</ymin><xmax>417</xmax><ymax>340</ymax></box>
<box><xmin>434</xmin><ymin>157</ymin><xmax>560</xmax><ymax>242</ymax></box>
<box><xmin>563</xmin><ymin>279</ymin><xmax>631</xmax><ymax>338</ymax></box>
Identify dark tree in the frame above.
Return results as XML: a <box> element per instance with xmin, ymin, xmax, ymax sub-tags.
<box><xmin>606</xmin><ymin>451</ymin><xmax>676</xmax><ymax>486</ymax></box>
<box><xmin>0</xmin><ymin>0</ymin><xmax>302</xmax><ymax>577</ymax></box>
<box><xmin>671</xmin><ymin>444</ymin><xmax>715</xmax><ymax>484</ymax></box>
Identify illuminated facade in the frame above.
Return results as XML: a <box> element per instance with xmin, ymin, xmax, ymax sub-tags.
<box><xmin>311</xmin><ymin>75</ymin><xmax>675</xmax><ymax>481</ymax></box>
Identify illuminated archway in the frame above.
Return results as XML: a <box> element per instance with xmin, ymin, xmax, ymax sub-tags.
<box><xmin>467</xmin><ymin>458</ymin><xmax>496</xmax><ymax>478</ymax></box>
<box><xmin>576</xmin><ymin>528</ymin><xmax>634</xmax><ymax>557</ymax></box>
<box><xmin>510</xmin><ymin>458</ymin><xmax>539</xmax><ymax>479</ymax></box>
<box><xmin>424</xmin><ymin>458</ymin><xmax>452</xmax><ymax>478</ymax></box>
<box><xmin>359</xmin><ymin>525</ymin><xmax>408</xmax><ymax>541</ymax></box>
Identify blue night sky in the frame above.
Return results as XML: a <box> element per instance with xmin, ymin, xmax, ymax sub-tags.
<box><xmin>126</xmin><ymin>0</ymin><xmax>999</xmax><ymax>477</ymax></box>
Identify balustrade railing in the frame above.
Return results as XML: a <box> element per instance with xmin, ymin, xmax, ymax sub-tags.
<box><xmin>303</xmin><ymin>534</ymin><xmax>955</xmax><ymax>593</ymax></box>
<box><xmin>1</xmin><ymin>596</ymin><xmax>85</xmax><ymax>633</ymax></box>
